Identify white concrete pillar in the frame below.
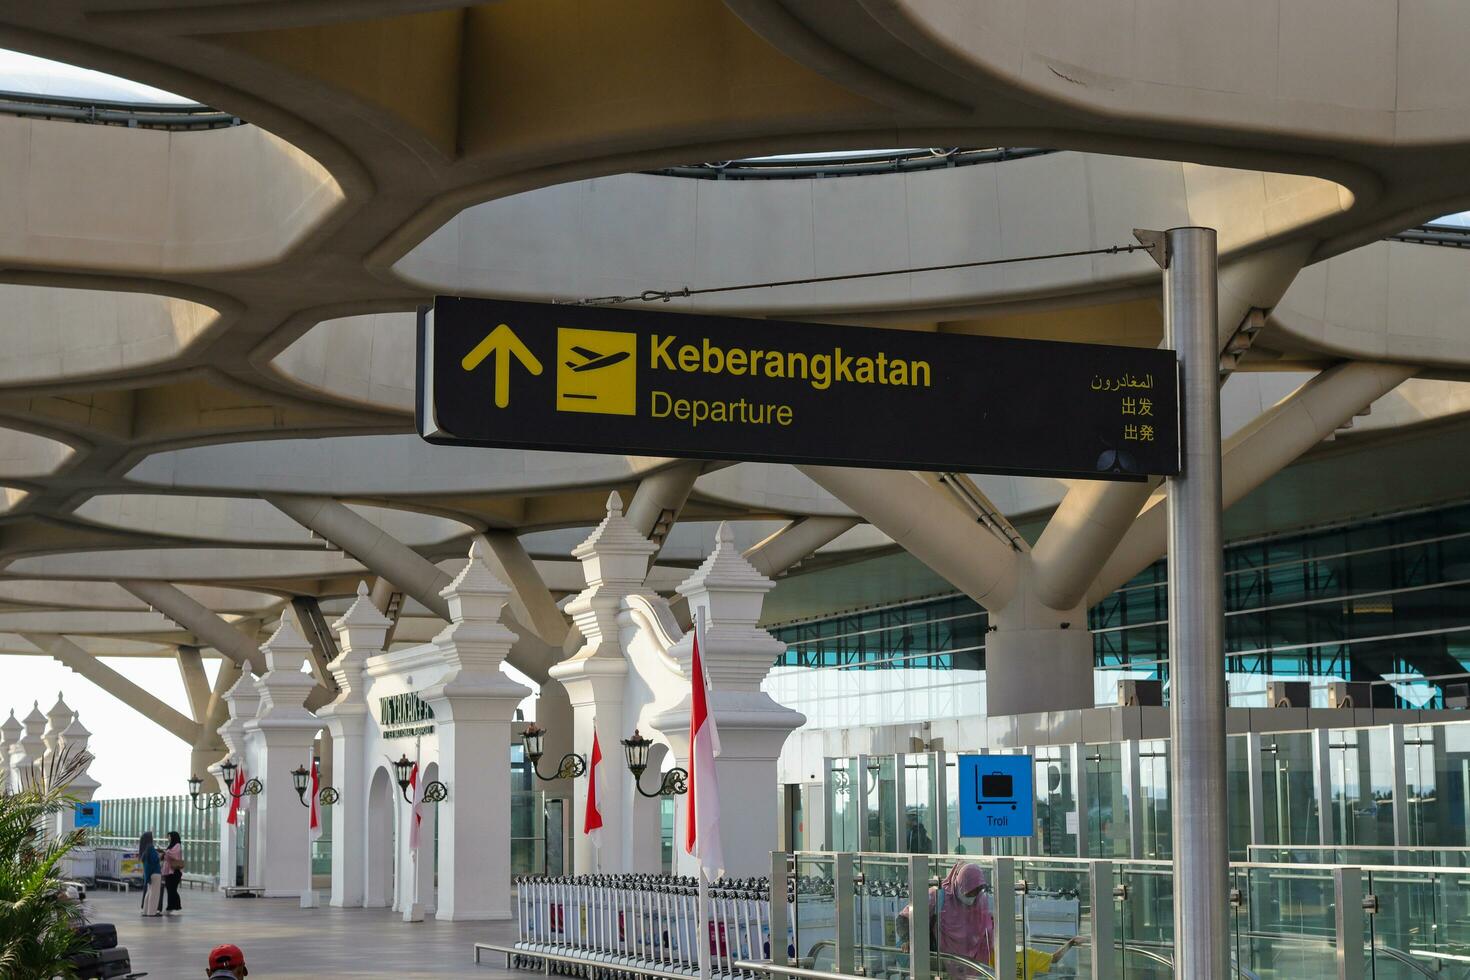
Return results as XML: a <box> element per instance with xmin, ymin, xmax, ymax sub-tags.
<box><xmin>217</xmin><ymin>673</ymin><xmax>262</xmax><ymax>889</ymax></box>
<box><xmin>243</xmin><ymin>620</ymin><xmax>322</xmax><ymax>899</ymax></box>
<box><xmin>651</xmin><ymin>522</ymin><xmax>804</xmax><ymax>879</ymax></box>
<box><xmin>988</xmin><ymin>566</ymin><xmax>1094</xmax><ymax>715</ymax></box>
<box><xmin>549</xmin><ymin>493</ymin><xmax>657</xmax><ymax>876</ymax></box>
<box><xmin>422</xmin><ymin>541</ymin><xmax>531</xmax><ymax>921</ymax></box>
<box><xmin>322</xmin><ymin>582</ymin><xmax>390</xmax><ymax>909</ymax></box>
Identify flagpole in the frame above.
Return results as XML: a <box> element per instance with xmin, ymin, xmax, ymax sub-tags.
<box><xmin>301</xmin><ymin>751</ymin><xmax>320</xmax><ymax>909</ymax></box>
<box><xmin>694</xmin><ymin>608</ymin><xmax>712</xmax><ymax>980</ymax></box>
<box><xmin>404</xmin><ymin>736</ymin><xmax>424</xmax><ymax>922</ymax></box>
<box><xmin>697</xmin><ymin>866</ymin><xmax>711</xmax><ymax>980</ymax></box>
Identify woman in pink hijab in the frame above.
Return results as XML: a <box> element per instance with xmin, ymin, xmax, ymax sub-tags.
<box><xmin>898</xmin><ymin>861</ymin><xmax>995</xmax><ymax>976</ymax></box>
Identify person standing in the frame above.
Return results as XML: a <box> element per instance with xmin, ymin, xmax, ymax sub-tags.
<box><xmin>160</xmin><ymin>830</ymin><xmax>185</xmax><ymax>914</ymax></box>
<box><xmin>138</xmin><ymin>831</ymin><xmax>162</xmax><ymax>917</ymax></box>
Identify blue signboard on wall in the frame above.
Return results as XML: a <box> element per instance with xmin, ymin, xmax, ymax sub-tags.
<box><xmin>74</xmin><ymin>801</ymin><xmax>100</xmax><ymax>828</ymax></box>
<box><xmin>958</xmin><ymin>755</ymin><xmax>1034</xmax><ymax>838</ymax></box>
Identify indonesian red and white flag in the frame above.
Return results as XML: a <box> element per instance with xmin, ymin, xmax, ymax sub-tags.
<box><xmin>408</xmin><ymin>761</ymin><xmax>426</xmax><ymax>851</ymax></box>
<box><xmin>584</xmin><ymin>730</ymin><xmax>605</xmax><ymax>851</ymax></box>
<box><xmin>683</xmin><ymin>609</ymin><xmax>725</xmax><ymax>879</ymax></box>
<box><xmin>226</xmin><ymin>766</ymin><xmax>249</xmax><ymax>826</ymax></box>
<box><xmin>308</xmin><ymin>760</ymin><xmax>322</xmax><ymax>843</ymax></box>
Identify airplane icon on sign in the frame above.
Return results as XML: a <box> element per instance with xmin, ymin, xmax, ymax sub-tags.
<box><xmin>564</xmin><ymin>346</ymin><xmax>631</xmax><ymax>372</ymax></box>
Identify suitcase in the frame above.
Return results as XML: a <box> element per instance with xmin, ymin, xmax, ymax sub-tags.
<box><xmin>69</xmin><ymin>946</ymin><xmax>133</xmax><ymax>979</ymax></box>
<box><xmin>78</xmin><ymin>922</ymin><xmax>119</xmax><ymax>950</ymax></box>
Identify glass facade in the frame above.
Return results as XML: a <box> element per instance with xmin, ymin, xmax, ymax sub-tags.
<box><xmin>93</xmin><ymin>794</ymin><xmax>223</xmax><ymax>876</ymax></box>
<box><xmin>815</xmin><ymin>717</ymin><xmax>1470</xmax><ymax>862</ymax></box>
<box><xmin>766</xmin><ymin>501</ymin><xmax>1470</xmax><ymax>724</ymax></box>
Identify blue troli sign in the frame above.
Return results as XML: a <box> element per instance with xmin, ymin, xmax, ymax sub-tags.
<box><xmin>957</xmin><ymin>754</ymin><xmax>1034</xmax><ymax>838</ymax></box>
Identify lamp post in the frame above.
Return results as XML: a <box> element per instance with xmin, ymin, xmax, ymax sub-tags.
<box><xmin>392</xmin><ymin>754</ymin><xmax>448</xmax><ymax>804</ymax></box>
<box><xmin>189</xmin><ymin>758</ymin><xmax>261</xmax><ymax>810</ymax></box>
<box><xmin>291</xmin><ymin>756</ymin><xmax>341</xmax><ymax>808</ymax></box>
<box><xmin>187</xmin><ymin>773</ymin><xmax>225</xmax><ymax>811</ymax></box>
<box><xmin>519</xmin><ymin>724</ymin><xmax>587</xmax><ymax>782</ymax></box>
<box><xmin>620</xmin><ymin>730</ymin><xmax>688</xmax><ymax>798</ymax></box>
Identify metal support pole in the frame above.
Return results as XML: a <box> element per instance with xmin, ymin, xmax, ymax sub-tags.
<box><xmin>1313</xmin><ymin>728</ymin><xmax>1335</xmax><ymax>846</ymax></box>
<box><xmin>1162</xmin><ymin>226</ymin><xmax>1229</xmax><ymax>978</ymax></box>
<box><xmin>1388</xmin><ymin>724</ymin><xmax>1410</xmax><ymax>847</ymax></box>
<box><xmin>835</xmin><ymin>853</ymin><xmax>856</xmax><ymax>976</ymax></box>
<box><xmin>1089</xmin><ymin>860</ymin><xmax>1115</xmax><ymax>980</ymax></box>
<box><xmin>1245</xmin><ymin>732</ymin><xmax>1267</xmax><ymax>850</ymax></box>
<box><xmin>1332</xmin><ymin>867</ymin><xmax>1366</xmax><ymax>980</ymax></box>
<box><xmin>771</xmin><ymin>851</ymin><xmax>790</xmax><ymax>967</ymax></box>
<box><xmin>907</xmin><ymin>855</ymin><xmax>930</xmax><ymax>980</ymax></box>
<box><xmin>992</xmin><ymin>858</ymin><xmax>1015</xmax><ymax>977</ymax></box>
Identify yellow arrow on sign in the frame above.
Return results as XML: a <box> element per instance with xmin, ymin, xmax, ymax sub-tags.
<box><xmin>461</xmin><ymin>323</ymin><xmax>543</xmax><ymax>408</ymax></box>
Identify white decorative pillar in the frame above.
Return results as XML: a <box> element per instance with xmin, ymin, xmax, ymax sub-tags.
<box><xmin>11</xmin><ymin>702</ymin><xmax>47</xmax><ymax>787</ymax></box>
<box><xmin>58</xmin><ymin>712</ymin><xmax>100</xmax><ymax>861</ymax></box>
<box><xmin>242</xmin><ymin>620</ymin><xmax>322</xmax><ymax>899</ymax></box>
<box><xmin>549</xmin><ymin>492</ymin><xmax>657</xmax><ymax>875</ymax></box>
<box><xmin>421</xmin><ymin>541</ymin><xmax>531</xmax><ymax>921</ymax></box>
<box><xmin>322</xmin><ymin>581</ymin><xmax>389</xmax><ymax>909</ymax></box>
<box><xmin>217</xmin><ymin>673</ymin><xmax>262</xmax><ymax>890</ymax></box>
<box><xmin>651</xmin><ymin>523</ymin><xmax>805</xmax><ymax>878</ymax></box>
<box><xmin>2</xmin><ymin>710</ymin><xmax>21</xmax><ymax>789</ymax></box>
<box><xmin>43</xmin><ymin>693</ymin><xmax>73</xmax><ymax>768</ymax></box>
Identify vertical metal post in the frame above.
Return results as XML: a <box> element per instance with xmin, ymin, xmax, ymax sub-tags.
<box><xmin>856</xmin><ymin>755</ymin><xmax>872</xmax><ymax>853</ymax></box>
<box><xmin>1388</xmin><ymin>724</ymin><xmax>1410</xmax><ymax>847</ymax></box>
<box><xmin>1162</xmin><ymin>226</ymin><xmax>1228</xmax><ymax>978</ymax></box>
<box><xmin>907</xmin><ymin>855</ymin><xmax>930</xmax><ymax>980</ymax></box>
<box><xmin>1072</xmin><ymin>742</ymin><xmax>1091</xmax><ymax>858</ymax></box>
<box><xmin>835</xmin><ymin>853</ymin><xmax>856</xmax><ymax>976</ymax></box>
<box><xmin>992</xmin><ymin>858</ymin><xmax>1016</xmax><ymax>978</ymax></box>
<box><xmin>1313</xmin><ymin>729</ymin><xmax>1335</xmax><ymax>846</ymax></box>
<box><xmin>1333</xmin><ymin>867</ymin><xmax>1366</xmax><ymax>980</ymax></box>
<box><xmin>771</xmin><ymin>851</ymin><xmax>789</xmax><ymax>967</ymax></box>
<box><xmin>1245</xmin><ymin>732</ymin><xmax>1267</xmax><ymax>850</ymax></box>
<box><xmin>1123</xmin><ymin>740</ymin><xmax>1144</xmax><ymax>859</ymax></box>
<box><xmin>1089</xmin><ymin>860</ymin><xmax>1115</xmax><ymax>980</ymax></box>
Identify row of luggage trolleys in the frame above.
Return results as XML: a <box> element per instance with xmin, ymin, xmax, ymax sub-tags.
<box><xmin>482</xmin><ymin>874</ymin><xmax>780</xmax><ymax>979</ymax></box>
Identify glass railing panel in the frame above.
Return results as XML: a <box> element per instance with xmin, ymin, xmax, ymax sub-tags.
<box><xmin>1118</xmin><ymin>861</ymin><xmax>1173</xmax><ymax>975</ymax></box>
<box><xmin>1015</xmin><ymin>859</ymin><xmax>1089</xmax><ymax>978</ymax></box>
<box><xmin>925</xmin><ymin>855</ymin><xmax>1004</xmax><ymax>979</ymax></box>
<box><xmin>791</xmin><ymin>854</ymin><xmax>837</xmax><ymax>970</ymax></box>
<box><xmin>1366</xmin><ymin>867</ymin><xmax>1470</xmax><ymax>970</ymax></box>
<box><xmin>855</xmin><ymin>853</ymin><xmax>910</xmax><ymax>978</ymax></box>
<box><xmin>1239</xmin><ymin>864</ymin><xmax>1338</xmax><ymax>979</ymax></box>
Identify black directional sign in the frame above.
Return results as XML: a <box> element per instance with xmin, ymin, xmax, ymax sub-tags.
<box><xmin>418</xmin><ymin>297</ymin><xmax>1179</xmax><ymax>481</ymax></box>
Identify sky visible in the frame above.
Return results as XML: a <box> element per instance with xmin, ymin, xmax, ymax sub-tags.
<box><xmin>0</xmin><ymin>49</ymin><xmax>191</xmax><ymax>103</ymax></box>
<box><xmin>1</xmin><ymin>653</ymin><xmax>214</xmax><ymax>798</ymax></box>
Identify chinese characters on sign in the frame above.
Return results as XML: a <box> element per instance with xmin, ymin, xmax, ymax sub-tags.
<box><xmin>1091</xmin><ymin>370</ymin><xmax>1167</xmax><ymax>473</ymax></box>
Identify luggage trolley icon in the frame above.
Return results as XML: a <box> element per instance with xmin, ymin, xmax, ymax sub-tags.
<box><xmin>975</xmin><ymin>771</ymin><xmax>1017</xmax><ymax>810</ymax></box>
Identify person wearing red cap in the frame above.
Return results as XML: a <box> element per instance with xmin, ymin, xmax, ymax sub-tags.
<box><xmin>207</xmin><ymin>943</ymin><xmax>248</xmax><ymax>978</ymax></box>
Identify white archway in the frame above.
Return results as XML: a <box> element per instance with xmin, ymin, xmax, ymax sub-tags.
<box><xmin>365</xmin><ymin>766</ymin><xmax>395</xmax><ymax>908</ymax></box>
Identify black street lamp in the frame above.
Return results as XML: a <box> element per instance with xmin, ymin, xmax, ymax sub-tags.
<box><xmin>392</xmin><ymin>753</ymin><xmax>447</xmax><ymax>804</ymax></box>
<box><xmin>187</xmin><ymin>773</ymin><xmax>225</xmax><ymax>811</ymax></box>
<box><xmin>519</xmin><ymin>724</ymin><xmax>587</xmax><ymax>782</ymax></box>
<box><xmin>217</xmin><ymin>758</ymin><xmax>263</xmax><ymax>800</ymax></box>
<box><xmin>291</xmin><ymin>757</ymin><xmax>340</xmax><ymax>808</ymax></box>
<box><xmin>620</xmin><ymin>730</ymin><xmax>688</xmax><ymax>798</ymax></box>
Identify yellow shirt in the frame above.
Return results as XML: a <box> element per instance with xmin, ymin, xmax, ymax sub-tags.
<box><xmin>1016</xmin><ymin>947</ymin><xmax>1056</xmax><ymax>978</ymax></box>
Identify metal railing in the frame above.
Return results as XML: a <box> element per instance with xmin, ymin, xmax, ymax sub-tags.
<box><xmin>646</xmin><ymin>148</ymin><xmax>1055</xmax><ymax>181</ymax></box>
<box><xmin>0</xmin><ymin>89</ymin><xmax>240</xmax><ymax>129</ymax></box>
<box><xmin>508</xmin><ymin>873</ymin><xmax>773</xmax><ymax>979</ymax></box>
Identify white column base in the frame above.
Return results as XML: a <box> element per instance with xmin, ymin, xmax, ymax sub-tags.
<box><xmin>300</xmin><ymin>889</ymin><xmax>320</xmax><ymax>908</ymax></box>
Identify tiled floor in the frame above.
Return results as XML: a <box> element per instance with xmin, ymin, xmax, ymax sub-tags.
<box><xmin>85</xmin><ymin>887</ymin><xmax>518</xmax><ymax>978</ymax></box>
